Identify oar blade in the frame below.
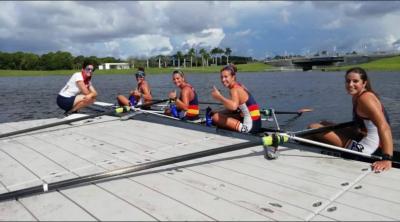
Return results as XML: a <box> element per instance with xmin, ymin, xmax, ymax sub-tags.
<box><xmin>296</xmin><ymin>108</ymin><xmax>313</xmax><ymax>116</ymax></box>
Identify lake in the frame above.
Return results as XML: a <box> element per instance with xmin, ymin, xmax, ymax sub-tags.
<box><xmin>1</xmin><ymin>70</ymin><xmax>398</xmax><ymax>149</ymax></box>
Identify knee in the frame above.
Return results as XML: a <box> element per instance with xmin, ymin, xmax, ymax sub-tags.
<box><xmin>82</xmin><ymin>97</ymin><xmax>95</xmax><ymax>105</ymax></box>
<box><xmin>88</xmin><ymin>98</ymin><xmax>95</xmax><ymax>104</ymax></box>
<box><xmin>211</xmin><ymin>113</ymin><xmax>219</xmax><ymax>122</ymax></box>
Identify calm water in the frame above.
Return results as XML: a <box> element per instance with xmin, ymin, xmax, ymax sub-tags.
<box><xmin>1</xmin><ymin>71</ymin><xmax>399</xmax><ymax>148</ymax></box>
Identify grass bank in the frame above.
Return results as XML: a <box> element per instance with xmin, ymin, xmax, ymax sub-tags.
<box><xmin>2</xmin><ymin>56</ymin><xmax>399</xmax><ymax>77</ymax></box>
<box><xmin>0</xmin><ymin>62</ymin><xmax>273</xmax><ymax>77</ymax></box>
<box><xmin>327</xmin><ymin>55</ymin><xmax>400</xmax><ymax>72</ymax></box>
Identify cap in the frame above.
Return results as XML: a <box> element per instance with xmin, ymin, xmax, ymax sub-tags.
<box><xmin>135</xmin><ymin>70</ymin><xmax>145</xmax><ymax>78</ymax></box>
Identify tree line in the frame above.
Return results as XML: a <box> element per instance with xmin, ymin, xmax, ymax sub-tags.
<box><xmin>0</xmin><ymin>47</ymin><xmax>254</xmax><ymax>71</ymax></box>
<box><xmin>131</xmin><ymin>47</ymin><xmax>254</xmax><ymax>69</ymax></box>
<box><xmin>0</xmin><ymin>51</ymin><xmax>122</xmax><ymax>70</ymax></box>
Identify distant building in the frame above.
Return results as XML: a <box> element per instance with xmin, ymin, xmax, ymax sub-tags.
<box><xmin>98</xmin><ymin>63</ymin><xmax>130</xmax><ymax>70</ymax></box>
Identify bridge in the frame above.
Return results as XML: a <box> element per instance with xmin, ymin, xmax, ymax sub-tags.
<box><xmin>291</xmin><ymin>56</ymin><xmax>344</xmax><ymax>71</ymax></box>
<box><xmin>265</xmin><ymin>52</ymin><xmax>400</xmax><ymax>71</ymax></box>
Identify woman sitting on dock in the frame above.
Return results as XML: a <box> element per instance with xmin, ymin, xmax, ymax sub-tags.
<box><xmin>57</xmin><ymin>60</ymin><xmax>98</xmax><ymax>115</ymax></box>
<box><xmin>210</xmin><ymin>64</ymin><xmax>261</xmax><ymax>133</ymax></box>
<box><xmin>116</xmin><ymin>67</ymin><xmax>152</xmax><ymax>109</ymax></box>
<box><xmin>166</xmin><ymin>70</ymin><xmax>199</xmax><ymax>121</ymax></box>
<box><xmin>308</xmin><ymin>67</ymin><xmax>393</xmax><ymax>172</ymax></box>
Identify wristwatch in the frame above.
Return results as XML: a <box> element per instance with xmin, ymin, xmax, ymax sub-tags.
<box><xmin>381</xmin><ymin>153</ymin><xmax>393</xmax><ymax>161</ymax></box>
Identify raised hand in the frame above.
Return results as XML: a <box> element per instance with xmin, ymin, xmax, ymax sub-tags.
<box><xmin>211</xmin><ymin>86</ymin><xmax>222</xmax><ymax>101</ymax></box>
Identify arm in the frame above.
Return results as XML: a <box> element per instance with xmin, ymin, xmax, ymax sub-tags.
<box><xmin>211</xmin><ymin>86</ymin><xmax>240</xmax><ymax>111</ymax></box>
<box><xmin>358</xmin><ymin>94</ymin><xmax>393</xmax><ymax>171</ymax></box>
<box><xmin>138</xmin><ymin>82</ymin><xmax>152</xmax><ymax>102</ymax></box>
<box><xmin>77</xmin><ymin>81</ymin><xmax>97</xmax><ymax>99</ymax></box>
<box><xmin>88</xmin><ymin>85</ymin><xmax>98</xmax><ymax>98</ymax></box>
<box><xmin>76</xmin><ymin>81</ymin><xmax>91</xmax><ymax>96</ymax></box>
<box><xmin>175</xmin><ymin>87</ymin><xmax>192</xmax><ymax>111</ymax></box>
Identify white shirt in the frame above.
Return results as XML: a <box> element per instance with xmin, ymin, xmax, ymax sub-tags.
<box><xmin>58</xmin><ymin>72</ymin><xmax>91</xmax><ymax>97</ymax></box>
<box><xmin>359</xmin><ymin>119</ymin><xmax>380</xmax><ymax>154</ymax></box>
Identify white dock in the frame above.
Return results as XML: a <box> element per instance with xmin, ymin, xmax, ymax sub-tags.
<box><xmin>0</xmin><ymin>113</ymin><xmax>399</xmax><ymax>221</ymax></box>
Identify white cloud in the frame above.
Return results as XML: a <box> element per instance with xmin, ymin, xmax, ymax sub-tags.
<box><xmin>124</xmin><ymin>35</ymin><xmax>173</xmax><ymax>58</ymax></box>
<box><xmin>181</xmin><ymin>28</ymin><xmax>226</xmax><ymax>51</ymax></box>
<box><xmin>0</xmin><ymin>1</ymin><xmax>400</xmax><ymax>59</ymax></box>
<box><xmin>233</xmin><ymin>29</ymin><xmax>252</xmax><ymax>37</ymax></box>
<box><xmin>321</xmin><ymin>19</ymin><xmax>343</xmax><ymax>30</ymax></box>
<box><xmin>280</xmin><ymin>9</ymin><xmax>290</xmax><ymax>24</ymax></box>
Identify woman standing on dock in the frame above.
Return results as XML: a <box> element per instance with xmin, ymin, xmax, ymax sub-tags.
<box><xmin>116</xmin><ymin>67</ymin><xmax>152</xmax><ymax>108</ymax></box>
<box><xmin>308</xmin><ymin>67</ymin><xmax>393</xmax><ymax>171</ymax></box>
<box><xmin>210</xmin><ymin>64</ymin><xmax>261</xmax><ymax>133</ymax></box>
<box><xmin>57</xmin><ymin>60</ymin><xmax>98</xmax><ymax>115</ymax></box>
<box><xmin>166</xmin><ymin>70</ymin><xmax>199</xmax><ymax>120</ymax></box>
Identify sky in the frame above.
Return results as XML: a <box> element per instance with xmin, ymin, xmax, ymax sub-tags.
<box><xmin>1</xmin><ymin>1</ymin><xmax>400</xmax><ymax>60</ymax></box>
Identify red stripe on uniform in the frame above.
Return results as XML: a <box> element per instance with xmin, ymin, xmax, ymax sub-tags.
<box><xmin>248</xmin><ymin>104</ymin><xmax>259</xmax><ymax>111</ymax></box>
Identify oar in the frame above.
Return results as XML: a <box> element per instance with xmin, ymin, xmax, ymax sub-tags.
<box><xmin>0</xmin><ymin>137</ymin><xmax>275</xmax><ymax>202</ymax></box>
<box><xmin>263</xmin><ymin>132</ymin><xmax>400</xmax><ymax>164</ymax></box>
<box><xmin>195</xmin><ymin>103</ymin><xmax>314</xmax><ymax>115</ymax></box>
<box><xmin>262</xmin><ymin>108</ymin><xmax>313</xmax><ymax>116</ymax></box>
<box><xmin>0</xmin><ymin>99</ymin><xmax>170</xmax><ymax>139</ymax></box>
<box><xmin>0</xmin><ymin>109</ymin><xmax>125</xmax><ymax>139</ymax></box>
<box><xmin>261</xmin><ymin>120</ymin><xmax>400</xmax><ymax>164</ymax></box>
<box><xmin>198</xmin><ymin>101</ymin><xmax>222</xmax><ymax>105</ymax></box>
<box><xmin>292</xmin><ymin>121</ymin><xmax>355</xmax><ymax>137</ymax></box>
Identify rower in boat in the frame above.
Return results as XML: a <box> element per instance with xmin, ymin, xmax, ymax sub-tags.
<box><xmin>57</xmin><ymin>60</ymin><xmax>98</xmax><ymax>115</ymax></box>
<box><xmin>308</xmin><ymin>67</ymin><xmax>393</xmax><ymax>172</ymax></box>
<box><xmin>165</xmin><ymin>70</ymin><xmax>200</xmax><ymax>121</ymax></box>
<box><xmin>116</xmin><ymin>67</ymin><xmax>152</xmax><ymax>109</ymax></box>
<box><xmin>209</xmin><ymin>64</ymin><xmax>262</xmax><ymax>133</ymax></box>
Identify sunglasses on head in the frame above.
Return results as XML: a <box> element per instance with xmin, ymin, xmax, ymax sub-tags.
<box><xmin>173</xmin><ymin>70</ymin><xmax>184</xmax><ymax>76</ymax></box>
<box><xmin>135</xmin><ymin>71</ymin><xmax>145</xmax><ymax>78</ymax></box>
<box><xmin>222</xmin><ymin>65</ymin><xmax>236</xmax><ymax>74</ymax></box>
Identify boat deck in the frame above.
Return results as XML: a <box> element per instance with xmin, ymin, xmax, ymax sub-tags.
<box><xmin>0</xmin><ymin>113</ymin><xmax>399</xmax><ymax>221</ymax></box>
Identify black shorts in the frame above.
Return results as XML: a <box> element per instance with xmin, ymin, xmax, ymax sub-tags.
<box><xmin>57</xmin><ymin>95</ymin><xmax>76</xmax><ymax>112</ymax></box>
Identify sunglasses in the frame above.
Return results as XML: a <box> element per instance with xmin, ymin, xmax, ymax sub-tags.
<box><xmin>173</xmin><ymin>70</ymin><xmax>184</xmax><ymax>76</ymax></box>
<box><xmin>85</xmin><ymin>67</ymin><xmax>94</xmax><ymax>72</ymax></box>
<box><xmin>135</xmin><ymin>71</ymin><xmax>145</xmax><ymax>78</ymax></box>
<box><xmin>135</xmin><ymin>74</ymin><xmax>144</xmax><ymax>78</ymax></box>
<box><xmin>221</xmin><ymin>65</ymin><xmax>236</xmax><ymax>74</ymax></box>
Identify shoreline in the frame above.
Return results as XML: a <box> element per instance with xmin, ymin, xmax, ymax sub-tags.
<box><xmin>1</xmin><ymin>55</ymin><xmax>400</xmax><ymax>77</ymax></box>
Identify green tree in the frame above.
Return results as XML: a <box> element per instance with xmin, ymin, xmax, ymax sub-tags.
<box><xmin>199</xmin><ymin>48</ymin><xmax>207</xmax><ymax>67</ymax></box>
<box><xmin>176</xmin><ymin>51</ymin><xmax>183</xmax><ymax>68</ymax></box>
<box><xmin>73</xmin><ymin>55</ymin><xmax>85</xmax><ymax>70</ymax></box>
<box><xmin>188</xmin><ymin>48</ymin><xmax>196</xmax><ymax>68</ymax></box>
<box><xmin>225</xmin><ymin>47</ymin><xmax>232</xmax><ymax>65</ymax></box>
<box><xmin>203</xmin><ymin>51</ymin><xmax>210</xmax><ymax>67</ymax></box>
<box><xmin>20</xmin><ymin>53</ymin><xmax>40</xmax><ymax>70</ymax></box>
<box><xmin>39</xmin><ymin>51</ymin><xmax>74</xmax><ymax>70</ymax></box>
<box><xmin>210</xmin><ymin>47</ymin><xmax>218</xmax><ymax>65</ymax></box>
